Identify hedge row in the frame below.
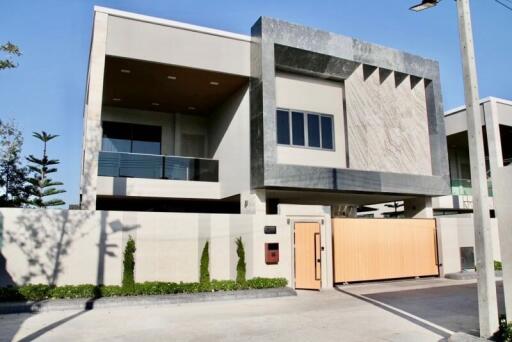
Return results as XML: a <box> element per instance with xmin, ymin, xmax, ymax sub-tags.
<box><xmin>0</xmin><ymin>277</ymin><xmax>288</xmax><ymax>302</ymax></box>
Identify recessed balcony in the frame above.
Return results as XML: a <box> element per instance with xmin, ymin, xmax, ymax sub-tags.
<box><xmin>98</xmin><ymin>151</ymin><xmax>218</xmax><ymax>182</ymax></box>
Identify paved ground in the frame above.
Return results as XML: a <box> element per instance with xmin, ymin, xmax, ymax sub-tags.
<box><xmin>341</xmin><ymin>278</ymin><xmax>505</xmax><ymax>337</ymax></box>
<box><xmin>1</xmin><ymin>278</ymin><xmax>502</xmax><ymax>341</ymax></box>
<box><xmin>0</xmin><ymin>288</ymin><xmax>448</xmax><ymax>342</ymax></box>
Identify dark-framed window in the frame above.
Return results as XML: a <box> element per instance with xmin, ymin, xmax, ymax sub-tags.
<box><xmin>276</xmin><ymin>109</ymin><xmax>334</xmax><ymax>150</ymax></box>
<box><xmin>102</xmin><ymin>121</ymin><xmax>162</xmax><ymax>155</ymax></box>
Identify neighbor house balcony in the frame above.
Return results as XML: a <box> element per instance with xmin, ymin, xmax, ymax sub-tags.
<box><xmin>450</xmin><ymin>178</ymin><xmax>493</xmax><ymax>197</ymax></box>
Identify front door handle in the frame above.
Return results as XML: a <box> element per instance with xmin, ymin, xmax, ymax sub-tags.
<box><xmin>314</xmin><ymin>232</ymin><xmax>321</xmax><ymax>281</ymax></box>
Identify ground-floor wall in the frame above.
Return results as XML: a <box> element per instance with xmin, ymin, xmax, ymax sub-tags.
<box><xmin>436</xmin><ymin>216</ymin><xmax>501</xmax><ymax>275</ymax></box>
<box><xmin>0</xmin><ymin>208</ymin><xmax>291</xmax><ymax>287</ymax></box>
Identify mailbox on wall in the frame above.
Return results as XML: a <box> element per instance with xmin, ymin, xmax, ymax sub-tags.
<box><xmin>265</xmin><ymin>243</ymin><xmax>279</xmax><ymax>265</ymax></box>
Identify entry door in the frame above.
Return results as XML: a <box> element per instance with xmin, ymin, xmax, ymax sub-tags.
<box><xmin>294</xmin><ymin>222</ymin><xmax>321</xmax><ymax>290</ymax></box>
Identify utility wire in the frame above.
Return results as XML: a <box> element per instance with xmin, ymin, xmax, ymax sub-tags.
<box><xmin>493</xmin><ymin>0</ymin><xmax>512</xmax><ymax>12</ymax></box>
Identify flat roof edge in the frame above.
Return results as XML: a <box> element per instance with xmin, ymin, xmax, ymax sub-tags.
<box><xmin>445</xmin><ymin>96</ymin><xmax>512</xmax><ymax>117</ymax></box>
<box><xmin>94</xmin><ymin>6</ymin><xmax>252</xmax><ymax>43</ymax></box>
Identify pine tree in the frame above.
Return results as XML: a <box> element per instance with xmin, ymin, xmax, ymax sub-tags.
<box><xmin>26</xmin><ymin>131</ymin><xmax>65</xmax><ymax>207</ymax></box>
<box><xmin>0</xmin><ymin>42</ymin><xmax>21</xmax><ymax>70</ymax></box>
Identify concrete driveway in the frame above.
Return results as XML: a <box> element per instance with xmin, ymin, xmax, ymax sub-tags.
<box><xmin>0</xmin><ymin>288</ymin><xmax>447</xmax><ymax>342</ymax></box>
<box><xmin>340</xmin><ymin>278</ymin><xmax>505</xmax><ymax>337</ymax></box>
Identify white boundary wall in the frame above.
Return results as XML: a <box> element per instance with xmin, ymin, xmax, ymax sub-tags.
<box><xmin>436</xmin><ymin>216</ymin><xmax>501</xmax><ymax>275</ymax></box>
<box><xmin>0</xmin><ymin>209</ymin><xmax>291</xmax><ymax>286</ymax></box>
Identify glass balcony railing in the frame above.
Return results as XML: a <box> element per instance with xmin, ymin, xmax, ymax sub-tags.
<box><xmin>450</xmin><ymin>178</ymin><xmax>493</xmax><ymax>197</ymax></box>
<box><xmin>98</xmin><ymin>151</ymin><xmax>218</xmax><ymax>182</ymax></box>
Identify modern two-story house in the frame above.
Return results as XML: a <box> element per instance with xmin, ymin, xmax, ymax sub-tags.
<box><xmin>81</xmin><ymin>7</ymin><xmax>450</xmax><ymax>217</ymax></box>
<box><xmin>67</xmin><ymin>6</ymin><xmax>454</xmax><ymax>290</ymax></box>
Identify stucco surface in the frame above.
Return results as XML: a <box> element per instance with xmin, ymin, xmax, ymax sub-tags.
<box><xmin>0</xmin><ymin>208</ymin><xmax>291</xmax><ymax>286</ymax></box>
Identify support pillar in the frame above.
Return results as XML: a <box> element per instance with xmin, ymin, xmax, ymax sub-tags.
<box><xmin>240</xmin><ymin>190</ymin><xmax>266</xmax><ymax>214</ymax></box>
<box><xmin>81</xmin><ymin>12</ymin><xmax>108</xmax><ymax>210</ymax></box>
<box><xmin>485</xmin><ymin>98</ymin><xmax>512</xmax><ymax>319</ymax></box>
<box><xmin>404</xmin><ymin>197</ymin><xmax>433</xmax><ymax>218</ymax></box>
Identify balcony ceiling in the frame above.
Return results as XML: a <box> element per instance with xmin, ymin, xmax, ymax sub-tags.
<box><xmin>102</xmin><ymin>56</ymin><xmax>249</xmax><ymax>114</ymax></box>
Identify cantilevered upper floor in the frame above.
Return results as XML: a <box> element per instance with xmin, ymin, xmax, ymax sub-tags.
<box><xmin>80</xmin><ymin>7</ymin><xmax>450</xmax><ymax>212</ymax></box>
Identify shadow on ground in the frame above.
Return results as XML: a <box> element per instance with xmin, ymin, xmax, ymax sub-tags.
<box><xmin>363</xmin><ymin>281</ymin><xmax>505</xmax><ymax>337</ymax></box>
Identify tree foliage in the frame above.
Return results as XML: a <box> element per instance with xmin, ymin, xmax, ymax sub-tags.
<box><xmin>0</xmin><ymin>119</ymin><xmax>29</xmax><ymax>207</ymax></box>
<box><xmin>26</xmin><ymin>131</ymin><xmax>65</xmax><ymax>207</ymax></box>
<box><xmin>122</xmin><ymin>236</ymin><xmax>136</xmax><ymax>289</ymax></box>
<box><xmin>235</xmin><ymin>237</ymin><xmax>246</xmax><ymax>284</ymax></box>
<box><xmin>0</xmin><ymin>42</ymin><xmax>21</xmax><ymax>70</ymax></box>
<box><xmin>200</xmin><ymin>241</ymin><xmax>210</xmax><ymax>283</ymax></box>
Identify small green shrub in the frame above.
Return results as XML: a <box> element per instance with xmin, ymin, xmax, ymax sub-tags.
<box><xmin>50</xmin><ymin>285</ymin><xmax>97</xmax><ymax>299</ymax></box>
<box><xmin>495</xmin><ymin>315</ymin><xmax>512</xmax><ymax>341</ymax></box>
<box><xmin>0</xmin><ymin>277</ymin><xmax>288</xmax><ymax>302</ymax></box>
<box><xmin>245</xmin><ymin>277</ymin><xmax>287</xmax><ymax>289</ymax></box>
<box><xmin>18</xmin><ymin>284</ymin><xmax>53</xmax><ymax>301</ymax></box>
<box><xmin>122</xmin><ymin>236</ymin><xmax>136</xmax><ymax>289</ymax></box>
<box><xmin>200</xmin><ymin>241</ymin><xmax>210</xmax><ymax>284</ymax></box>
<box><xmin>495</xmin><ymin>260</ymin><xmax>503</xmax><ymax>271</ymax></box>
<box><xmin>235</xmin><ymin>237</ymin><xmax>246</xmax><ymax>284</ymax></box>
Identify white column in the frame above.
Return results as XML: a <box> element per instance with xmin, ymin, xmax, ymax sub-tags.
<box><xmin>404</xmin><ymin>197</ymin><xmax>433</xmax><ymax>218</ymax></box>
<box><xmin>81</xmin><ymin>12</ymin><xmax>108</xmax><ymax>210</ymax></box>
<box><xmin>456</xmin><ymin>0</ymin><xmax>498</xmax><ymax>336</ymax></box>
<box><xmin>240</xmin><ymin>190</ymin><xmax>266</xmax><ymax>214</ymax></box>
<box><xmin>485</xmin><ymin>99</ymin><xmax>512</xmax><ymax>318</ymax></box>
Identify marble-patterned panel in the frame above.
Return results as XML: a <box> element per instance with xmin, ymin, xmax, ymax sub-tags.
<box><xmin>346</xmin><ymin>65</ymin><xmax>432</xmax><ymax>176</ymax></box>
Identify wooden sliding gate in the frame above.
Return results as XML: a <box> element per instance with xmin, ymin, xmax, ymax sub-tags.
<box><xmin>332</xmin><ymin>218</ymin><xmax>438</xmax><ymax>283</ymax></box>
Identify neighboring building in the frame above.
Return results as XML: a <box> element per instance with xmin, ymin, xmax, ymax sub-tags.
<box><xmin>81</xmin><ymin>7</ymin><xmax>449</xmax><ymax>216</ymax></box>
<box><xmin>361</xmin><ymin>97</ymin><xmax>512</xmax><ymax>218</ymax></box>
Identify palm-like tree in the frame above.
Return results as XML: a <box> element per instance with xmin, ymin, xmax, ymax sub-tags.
<box><xmin>26</xmin><ymin>131</ymin><xmax>65</xmax><ymax>207</ymax></box>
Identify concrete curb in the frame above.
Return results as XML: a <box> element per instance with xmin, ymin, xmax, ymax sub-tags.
<box><xmin>0</xmin><ymin>287</ymin><xmax>296</xmax><ymax>315</ymax></box>
<box><xmin>445</xmin><ymin>271</ymin><xmax>502</xmax><ymax>280</ymax></box>
<box><xmin>444</xmin><ymin>332</ymin><xmax>487</xmax><ymax>341</ymax></box>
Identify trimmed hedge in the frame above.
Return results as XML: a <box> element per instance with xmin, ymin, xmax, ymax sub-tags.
<box><xmin>0</xmin><ymin>277</ymin><xmax>288</xmax><ymax>302</ymax></box>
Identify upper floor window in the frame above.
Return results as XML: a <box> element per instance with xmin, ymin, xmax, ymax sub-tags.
<box><xmin>276</xmin><ymin>109</ymin><xmax>334</xmax><ymax>150</ymax></box>
<box><xmin>102</xmin><ymin>121</ymin><xmax>162</xmax><ymax>155</ymax></box>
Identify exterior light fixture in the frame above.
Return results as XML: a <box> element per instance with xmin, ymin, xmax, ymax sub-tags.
<box><xmin>120</xmin><ymin>69</ymin><xmax>131</xmax><ymax>74</ymax></box>
<box><xmin>409</xmin><ymin>0</ymin><xmax>439</xmax><ymax>11</ymax></box>
<box><xmin>151</xmin><ymin>102</ymin><xmax>160</xmax><ymax>106</ymax></box>
<box><xmin>112</xmin><ymin>98</ymin><xmax>121</xmax><ymax>101</ymax></box>
<box><xmin>167</xmin><ymin>75</ymin><xmax>177</xmax><ymax>80</ymax></box>
<box><xmin>209</xmin><ymin>81</ymin><xmax>219</xmax><ymax>86</ymax></box>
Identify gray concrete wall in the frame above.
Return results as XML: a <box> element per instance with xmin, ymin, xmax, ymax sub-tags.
<box><xmin>0</xmin><ymin>208</ymin><xmax>291</xmax><ymax>286</ymax></box>
<box><xmin>250</xmin><ymin>17</ymin><xmax>450</xmax><ymax>197</ymax></box>
<box><xmin>436</xmin><ymin>216</ymin><xmax>501</xmax><ymax>275</ymax></box>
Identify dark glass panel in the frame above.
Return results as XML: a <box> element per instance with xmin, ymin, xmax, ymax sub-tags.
<box><xmin>276</xmin><ymin>110</ymin><xmax>290</xmax><ymax>145</ymax></box>
<box><xmin>321</xmin><ymin>116</ymin><xmax>333</xmax><ymax>149</ymax></box>
<box><xmin>307</xmin><ymin>114</ymin><xmax>320</xmax><ymax>148</ymax></box>
<box><xmin>291</xmin><ymin>111</ymin><xmax>305</xmax><ymax>146</ymax></box>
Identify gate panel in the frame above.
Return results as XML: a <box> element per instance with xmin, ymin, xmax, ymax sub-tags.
<box><xmin>333</xmin><ymin>218</ymin><xmax>438</xmax><ymax>283</ymax></box>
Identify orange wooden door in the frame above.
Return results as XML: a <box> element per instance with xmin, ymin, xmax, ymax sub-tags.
<box><xmin>294</xmin><ymin>222</ymin><xmax>321</xmax><ymax>290</ymax></box>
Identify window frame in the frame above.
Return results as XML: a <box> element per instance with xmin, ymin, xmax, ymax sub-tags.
<box><xmin>275</xmin><ymin>108</ymin><xmax>335</xmax><ymax>151</ymax></box>
<box><xmin>102</xmin><ymin>121</ymin><xmax>163</xmax><ymax>155</ymax></box>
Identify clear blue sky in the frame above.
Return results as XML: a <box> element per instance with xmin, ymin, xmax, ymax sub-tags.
<box><xmin>1</xmin><ymin>0</ymin><xmax>510</xmax><ymax>206</ymax></box>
